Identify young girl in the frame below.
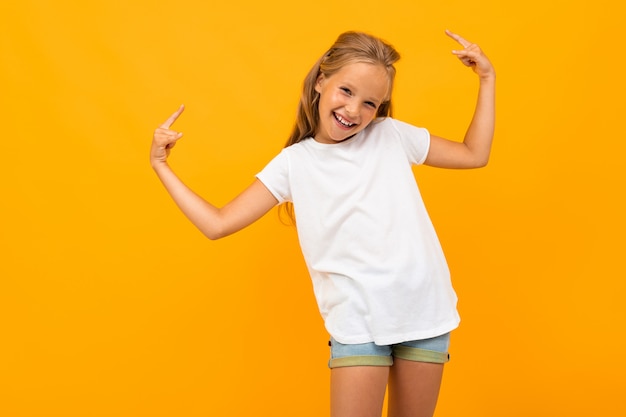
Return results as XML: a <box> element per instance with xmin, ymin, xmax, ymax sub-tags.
<box><xmin>151</xmin><ymin>30</ymin><xmax>495</xmax><ymax>417</ymax></box>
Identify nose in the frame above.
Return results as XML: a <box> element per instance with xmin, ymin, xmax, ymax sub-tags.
<box><xmin>345</xmin><ymin>99</ymin><xmax>358</xmax><ymax>118</ymax></box>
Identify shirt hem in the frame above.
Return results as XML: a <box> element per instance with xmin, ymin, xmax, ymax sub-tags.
<box><xmin>329</xmin><ymin>319</ymin><xmax>460</xmax><ymax>346</ymax></box>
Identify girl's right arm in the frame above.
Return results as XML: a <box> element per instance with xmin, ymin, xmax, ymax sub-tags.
<box><xmin>150</xmin><ymin>105</ymin><xmax>279</xmax><ymax>240</ymax></box>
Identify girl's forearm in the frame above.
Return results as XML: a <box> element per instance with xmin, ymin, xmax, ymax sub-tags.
<box><xmin>152</xmin><ymin>162</ymin><xmax>224</xmax><ymax>240</ymax></box>
<box><xmin>463</xmin><ymin>75</ymin><xmax>496</xmax><ymax>167</ymax></box>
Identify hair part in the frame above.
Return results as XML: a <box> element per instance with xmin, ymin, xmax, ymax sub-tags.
<box><xmin>280</xmin><ymin>31</ymin><xmax>401</xmax><ymax>224</ymax></box>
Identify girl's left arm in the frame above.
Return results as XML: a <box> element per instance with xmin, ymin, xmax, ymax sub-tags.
<box><xmin>424</xmin><ymin>30</ymin><xmax>496</xmax><ymax>169</ymax></box>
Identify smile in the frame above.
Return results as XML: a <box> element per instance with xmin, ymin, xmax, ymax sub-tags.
<box><xmin>334</xmin><ymin>112</ymin><xmax>356</xmax><ymax>128</ymax></box>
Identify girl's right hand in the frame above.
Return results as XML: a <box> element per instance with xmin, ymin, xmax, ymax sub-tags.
<box><xmin>150</xmin><ymin>105</ymin><xmax>185</xmax><ymax>167</ymax></box>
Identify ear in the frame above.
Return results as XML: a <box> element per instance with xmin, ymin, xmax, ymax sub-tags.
<box><xmin>314</xmin><ymin>73</ymin><xmax>325</xmax><ymax>94</ymax></box>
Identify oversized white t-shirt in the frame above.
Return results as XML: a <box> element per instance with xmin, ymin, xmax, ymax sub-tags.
<box><xmin>256</xmin><ymin>117</ymin><xmax>460</xmax><ymax>345</ymax></box>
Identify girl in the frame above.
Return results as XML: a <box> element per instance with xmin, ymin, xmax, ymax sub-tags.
<box><xmin>151</xmin><ymin>30</ymin><xmax>495</xmax><ymax>417</ymax></box>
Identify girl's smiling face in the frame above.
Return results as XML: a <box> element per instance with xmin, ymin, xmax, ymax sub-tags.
<box><xmin>314</xmin><ymin>62</ymin><xmax>390</xmax><ymax>144</ymax></box>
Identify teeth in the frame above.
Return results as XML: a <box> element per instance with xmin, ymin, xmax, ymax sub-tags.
<box><xmin>335</xmin><ymin>113</ymin><xmax>355</xmax><ymax>127</ymax></box>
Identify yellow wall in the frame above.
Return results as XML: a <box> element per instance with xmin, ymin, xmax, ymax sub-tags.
<box><xmin>1</xmin><ymin>0</ymin><xmax>624</xmax><ymax>416</ymax></box>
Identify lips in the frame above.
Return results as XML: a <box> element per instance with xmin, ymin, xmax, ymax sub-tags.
<box><xmin>334</xmin><ymin>112</ymin><xmax>356</xmax><ymax>128</ymax></box>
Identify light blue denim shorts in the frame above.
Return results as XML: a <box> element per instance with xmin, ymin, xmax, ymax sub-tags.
<box><xmin>328</xmin><ymin>333</ymin><xmax>451</xmax><ymax>368</ymax></box>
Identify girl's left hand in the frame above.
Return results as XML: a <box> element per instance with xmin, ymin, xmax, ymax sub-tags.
<box><xmin>446</xmin><ymin>30</ymin><xmax>495</xmax><ymax>80</ymax></box>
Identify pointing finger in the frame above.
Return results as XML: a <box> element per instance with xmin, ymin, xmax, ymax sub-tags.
<box><xmin>159</xmin><ymin>104</ymin><xmax>185</xmax><ymax>129</ymax></box>
<box><xmin>445</xmin><ymin>29</ymin><xmax>472</xmax><ymax>49</ymax></box>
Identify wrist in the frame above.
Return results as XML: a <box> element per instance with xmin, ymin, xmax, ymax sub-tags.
<box><xmin>151</xmin><ymin>158</ymin><xmax>170</xmax><ymax>172</ymax></box>
<box><xmin>479</xmin><ymin>71</ymin><xmax>496</xmax><ymax>82</ymax></box>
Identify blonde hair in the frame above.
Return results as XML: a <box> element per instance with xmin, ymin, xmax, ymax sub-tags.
<box><xmin>281</xmin><ymin>31</ymin><xmax>401</xmax><ymax>223</ymax></box>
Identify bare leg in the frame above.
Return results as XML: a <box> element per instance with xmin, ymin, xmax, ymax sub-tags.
<box><xmin>387</xmin><ymin>359</ymin><xmax>444</xmax><ymax>417</ymax></box>
<box><xmin>330</xmin><ymin>366</ymin><xmax>389</xmax><ymax>417</ymax></box>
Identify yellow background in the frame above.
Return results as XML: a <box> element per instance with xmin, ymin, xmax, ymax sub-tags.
<box><xmin>1</xmin><ymin>0</ymin><xmax>624</xmax><ymax>416</ymax></box>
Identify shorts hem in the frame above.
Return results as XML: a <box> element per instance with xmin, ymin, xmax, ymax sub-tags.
<box><xmin>328</xmin><ymin>355</ymin><xmax>393</xmax><ymax>369</ymax></box>
<box><xmin>394</xmin><ymin>346</ymin><xmax>450</xmax><ymax>364</ymax></box>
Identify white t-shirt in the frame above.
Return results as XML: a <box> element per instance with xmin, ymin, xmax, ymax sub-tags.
<box><xmin>256</xmin><ymin>118</ymin><xmax>460</xmax><ymax>345</ymax></box>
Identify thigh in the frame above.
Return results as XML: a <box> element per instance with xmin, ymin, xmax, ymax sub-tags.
<box><xmin>331</xmin><ymin>365</ymin><xmax>389</xmax><ymax>417</ymax></box>
<box><xmin>387</xmin><ymin>359</ymin><xmax>444</xmax><ymax>417</ymax></box>
<box><xmin>328</xmin><ymin>338</ymin><xmax>392</xmax><ymax>417</ymax></box>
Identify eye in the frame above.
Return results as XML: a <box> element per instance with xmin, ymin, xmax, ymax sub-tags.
<box><xmin>364</xmin><ymin>101</ymin><xmax>377</xmax><ymax>109</ymax></box>
<box><xmin>340</xmin><ymin>87</ymin><xmax>352</xmax><ymax>95</ymax></box>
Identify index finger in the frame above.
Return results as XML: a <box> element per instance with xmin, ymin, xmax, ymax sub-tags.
<box><xmin>445</xmin><ymin>29</ymin><xmax>472</xmax><ymax>49</ymax></box>
<box><xmin>160</xmin><ymin>104</ymin><xmax>185</xmax><ymax>129</ymax></box>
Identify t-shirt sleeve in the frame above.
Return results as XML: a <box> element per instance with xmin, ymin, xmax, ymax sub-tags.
<box><xmin>255</xmin><ymin>148</ymin><xmax>292</xmax><ymax>203</ymax></box>
<box><xmin>389</xmin><ymin>118</ymin><xmax>431</xmax><ymax>165</ymax></box>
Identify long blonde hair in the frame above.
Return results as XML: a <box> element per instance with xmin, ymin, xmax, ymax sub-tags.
<box><xmin>281</xmin><ymin>31</ymin><xmax>401</xmax><ymax>223</ymax></box>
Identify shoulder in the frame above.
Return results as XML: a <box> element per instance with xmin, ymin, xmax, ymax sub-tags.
<box><xmin>366</xmin><ymin>118</ymin><xmax>430</xmax><ymax>164</ymax></box>
<box><xmin>277</xmin><ymin>139</ymin><xmax>315</xmax><ymax>164</ymax></box>
<box><xmin>264</xmin><ymin>139</ymin><xmax>317</xmax><ymax>169</ymax></box>
<box><xmin>369</xmin><ymin>117</ymin><xmax>396</xmax><ymax>132</ymax></box>
<box><xmin>365</xmin><ymin>118</ymin><xmax>429</xmax><ymax>141</ymax></box>
<box><xmin>366</xmin><ymin>117</ymin><xmax>421</xmax><ymax>132</ymax></box>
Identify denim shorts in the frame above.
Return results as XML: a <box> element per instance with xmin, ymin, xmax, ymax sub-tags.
<box><xmin>328</xmin><ymin>333</ymin><xmax>451</xmax><ymax>368</ymax></box>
